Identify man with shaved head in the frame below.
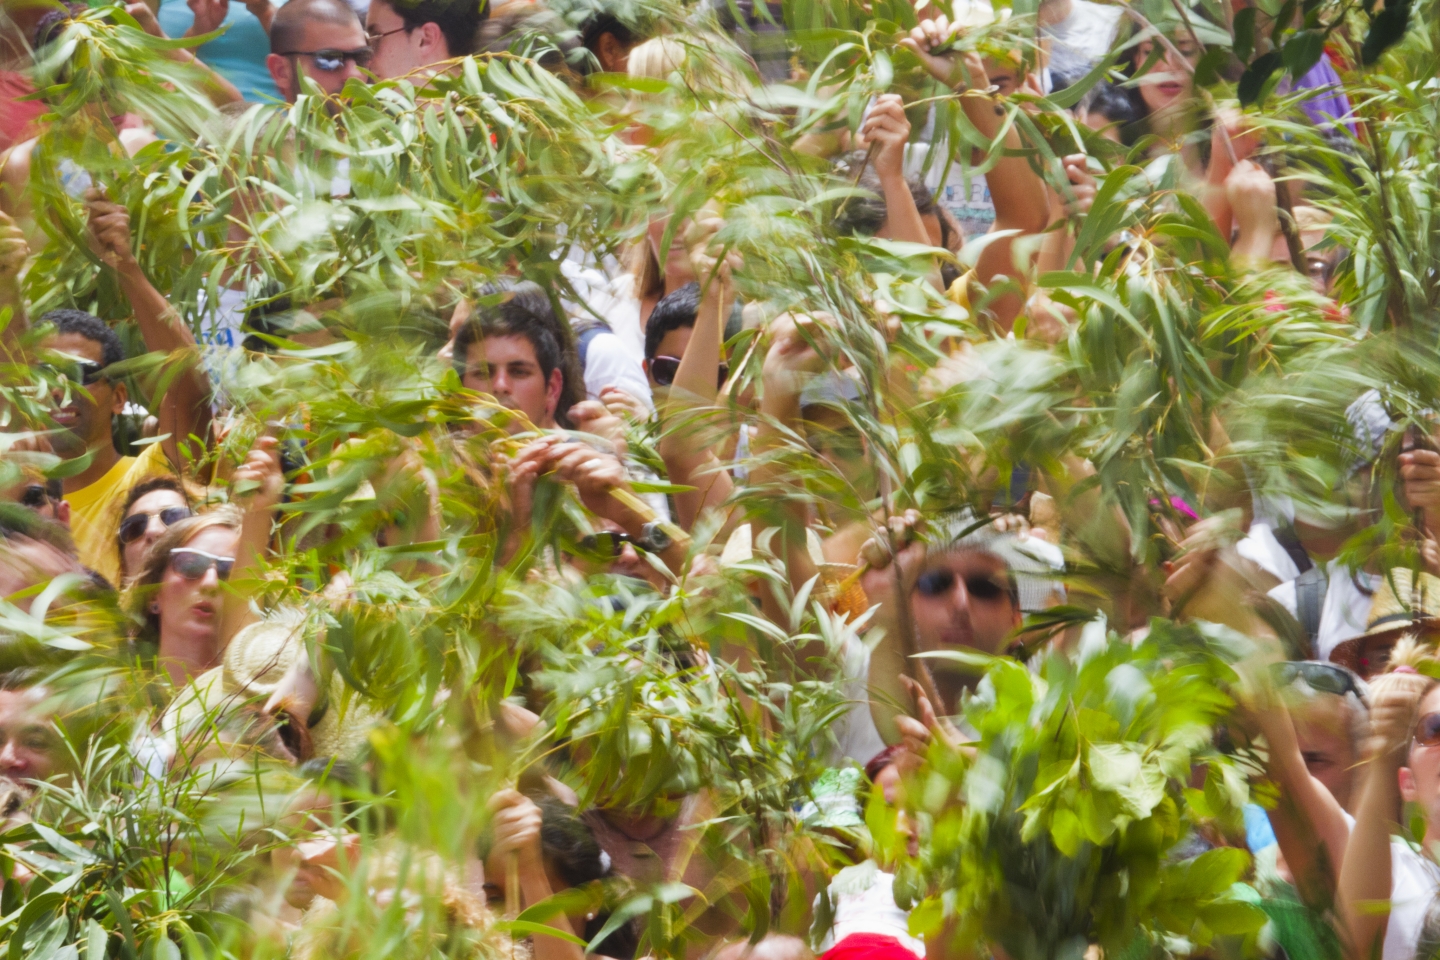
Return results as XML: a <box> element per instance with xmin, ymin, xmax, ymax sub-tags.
<box><xmin>265</xmin><ymin>0</ymin><xmax>372</xmax><ymax>102</ymax></box>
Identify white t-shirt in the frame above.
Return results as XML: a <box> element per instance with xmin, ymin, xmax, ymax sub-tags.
<box><xmin>1268</xmin><ymin>558</ymin><xmax>1379</xmax><ymax>662</ymax></box>
<box><xmin>1237</xmin><ymin>521</ymin><xmax>1301</xmax><ymax>584</ymax></box>
<box><xmin>1042</xmin><ymin>0</ymin><xmax>1124</xmax><ymax>65</ymax></box>
<box><xmin>1386</xmin><ymin>839</ymin><xmax>1440</xmax><ymax>960</ymax></box>
<box><xmin>816</xmin><ymin>862</ymin><xmax>925</xmax><ymax>958</ymax></box>
<box><xmin>833</xmin><ymin>635</ymin><xmax>888</xmax><ymax>766</ymax></box>
<box><xmin>582</xmin><ymin>331</ymin><xmax>654</xmax><ymax>411</ymax></box>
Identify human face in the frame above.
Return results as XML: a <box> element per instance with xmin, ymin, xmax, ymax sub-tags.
<box><xmin>365</xmin><ymin>0</ymin><xmax>443</xmax><ymax>80</ymax></box>
<box><xmin>463</xmin><ymin>335</ymin><xmax>562</xmax><ymax>432</ymax></box>
<box><xmin>1291</xmin><ymin>695</ymin><xmax>1358</xmax><ymax>810</ymax></box>
<box><xmin>41</xmin><ymin>332</ymin><xmax>122</xmax><ymax>459</ymax></box>
<box><xmin>1401</xmin><ymin>686</ymin><xmax>1440</xmax><ymax>833</ymax></box>
<box><xmin>909</xmin><ymin>549</ymin><xmax>1020</xmax><ymax>705</ymax></box>
<box><xmin>155</xmin><ymin>526</ymin><xmax>239</xmax><ymax>679</ymax></box>
<box><xmin>980</xmin><ymin>57</ymin><xmax>1020</xmax><ymax>96</ymax></box>
<box><xmin>647</xmin><ymin>325</ymin><xmax>693</xmax><ymax>391</ymax></box>
<box><xmin>873</xmin><ymin>762</ymin><xmax>902</xmax><ymax>804</ymax></box>
<box><xmin>120</xmin><ymin>488</ymin><xmax>190</xmax><ymax>580</ymax></box>
<box><xmin>572</xmin><ymin>518</ymin><xmax>657</xmax><ymax>585</ymax></box>
<box><xmin>268</xmin><ymin>17</ymin><xmax>371</xmax><ymax>101</ymax></box>
<box><xmin>1133</xmin><ymin>37</ymin><xmax>1199</xmax><ymax>116</ymax></box>
<box><xmin>0</xmin><ymin>688</ymin><xmax>57</xmax><ymax>788</ymax></box>
<box><xmin>647</xmin><ymin>217</ymin><xmax>697</xmax><ymax>290</ymax></box>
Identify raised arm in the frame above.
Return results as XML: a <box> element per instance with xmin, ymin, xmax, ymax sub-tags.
<box><xmin>219</xmin><ymin>434</ymin><xmax>284</xmax><ymax>651</ymax></box>
<box><xmin>748</xmin><ymin>314</ymin><xmax>829</xmax><ymax>616</ymax></box>
<box><xmin>1246</xmin><ymin>689</ymin><xmax>1352</xmax><ymax>910</ymax></box>
<box><xmin>902</xmin><ymin>18</ymin><xmax>1050</xmax><ymax>330</ymax></box>
<box><xmin>858</xmin><ymin>94</ymin><xmax>930</xmax><ymax>248</ymax></box>
<box><xmin>1337</xmin><ymin>672</ymin><xmax>1431</xmax><ymax>960</ymax></box>
<box><xmin>124</xmin><ymin>1</ymin><xmax>245</xmax><ymax>106</ymax></box>
<box><xmin>86</xmin><ymin>188</ymin><xmax>213</xmax><ymax>473</ymax></box>
<box><xmin>655</xmin><ymin>208</ymin><xmax>738</xmax><ymax>531</ymax></box>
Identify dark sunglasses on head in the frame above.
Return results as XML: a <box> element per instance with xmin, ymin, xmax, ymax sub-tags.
<box><xmin>119</xmin><ymin>506</ymin><xmax>192</xmax><ymax>545</ymax></box>
<box><xmin>577</xmin><ymin>531</ymin><xmax>642</xmax><ymax>557</ymax></box>
<box><xmin>38</xmin><ymin>359</ymin><xmax>106</xmax><ymax>386</ymax></box>
<box><xmin>1417</xmin><ymin>711</ymin><xmax>1440</xmax><ymax>748</ymax></box>
<box><xmin>279</xmin><ymin>47</ymin><xmax>374</xmax><ymax>72</ymax></box>
<box><xmin>914</xmin><ymin>568</ymin><xmax>1010</xmax><ymax>602</ymax></box>
<box><xmin>648</xmin><ymin>356</ymin><xmax>729</xmax><ymax>389</ymax></box>
<box><xmin>1270</xmin><ymin>660</ymin><xmax>1367</xmax><ymax>702</ymax></box>
<box><xmin>168</xmin><ymin>548</ymin><xmax>235</xmax><ymax>581</ymax></box>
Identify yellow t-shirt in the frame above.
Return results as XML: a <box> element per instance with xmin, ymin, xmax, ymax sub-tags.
<box><xmin>66</xmin><ymin>443</ymin><xmax>171</xmax><ymax>588</ymax></box>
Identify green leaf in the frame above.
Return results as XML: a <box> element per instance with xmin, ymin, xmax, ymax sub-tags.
<box><xmin>1198</xmin><ymin>899</ymin><xmax>1269</xmax><ymax>935</ymax></box>
<box><xmin>1237</xmin><ymin>51</ymin><xmax>1281</xmax><ymax>105</ymax></box>
<box><xmin>1233</xmin><ymin>7</ymin><xmax>1257</xmax><ymax>61</ymax></box>
<box><xmin>1281</xmin><ymin>30</ymin><xmax>1326</xmax><ymax>79</ymax></box>
<box><xmin>1362</xmin><ymin>0</ymin><xmax>1412</xmax><ymax>64</ymax></box>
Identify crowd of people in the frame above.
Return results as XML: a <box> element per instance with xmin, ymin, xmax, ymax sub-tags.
<box><xmin>0</xmin><ymin>0</ymin><xmax>1437</xmax><ymax>955</ymax></box>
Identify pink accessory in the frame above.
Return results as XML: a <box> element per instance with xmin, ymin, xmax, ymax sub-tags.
<box><xmin>1395</xmin><ymin>666</ymin><xmax>1420</xmax><ymax>674</ymax></box>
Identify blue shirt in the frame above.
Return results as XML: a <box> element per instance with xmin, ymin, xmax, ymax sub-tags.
<box><xmin>157</xmin><ymin>0</ymin><xmax>287</xmax><ymax>102</ymax></box>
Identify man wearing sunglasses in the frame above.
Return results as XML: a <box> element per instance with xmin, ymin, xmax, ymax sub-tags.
<box><xmin>835</xmin><ymin>514</ymin><xmax>1061</xmax><ymax>761</ymax></box>
<box><xmin>364</xmin><ymin>0</ymin><xmax>486</xmax><ymax>80</ymax></box>
<box><xmin>266</xmin><ymin>0</ymin><xmax>371</xmax><ymax>103</ymax></box>
<box><xmin>9</xmin><ymin>195</ymin><xmax>214</xmax><ymax>587</ymax></box>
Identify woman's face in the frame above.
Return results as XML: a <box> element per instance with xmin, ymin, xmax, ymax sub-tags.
<box><xmin>1133</xmin><ymin>37</ymin><xmax>1199</xmax><ymax>116</ymax></box>
<box><xmin>156</xmin><ymin>526</ymin><xmax>239</xmax><ymax>650</ymax></box>
<box><xmin>1401</xmin><ymin>685</ymin><xmax>1440</xmax><ymax>832</ymax></box>
<box><xmin>647</xmin><ymin>217</ymin><xmax>696</xmax><ymax>290</ymax></box>
<box><xmin>121</xmin><ymin>489</ymin><xmax>189</xmax><ymax>579</ymax></box>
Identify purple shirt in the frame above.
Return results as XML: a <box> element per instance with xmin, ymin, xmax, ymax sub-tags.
<box><xmin>1279</xmin><ymin>54</ymin><xmax>1356</xmax><ymax>134</ymax></box>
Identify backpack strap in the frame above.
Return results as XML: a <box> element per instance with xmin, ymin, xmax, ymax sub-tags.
<box><xmin>1294</xmin><ymin>564</ymin><xmax>1329</xmax><ymax>657</ymax></box>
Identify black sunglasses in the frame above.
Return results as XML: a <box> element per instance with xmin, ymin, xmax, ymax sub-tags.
<box><xmin>18</xmin><ymin>484</ymin><xmax>48</xmax><ymax>509</ymax></box>
<box><xmin>577</xmin><ymin>531</ymin><xmax>643</xmax><ymax>557</ymax></box>
<box><xmin>1270</xmin><ymin>661</ymin><xmax>1367</xmax><ymax>702</ymax></box>
<box><xmin>648</xmin><ymin>356</ymin><xmax>729</xmax><ymax>389</ymax></box>
<box><xmin>168</xmin><ymin>548</ymin><xmax>235</xmax><ymax>581</ymax></box>
<box><xmin>38</xmin><ymin>359</ymin><xmax>106</xmax><ymax>386</ymax></box>
<box><xmin>119</xmin><ymin>506</ymin><xmax>192</xmax><ymax>545</ymax></box>
<box><xmin>278</xmin><ymin>47</ymin><xmax>374</xmax><ymax>72</ymax></box>
<box><xmin>914</xmin><ymin>568</ymin><xmax>1011</xmax><ymax>602</ymax></box>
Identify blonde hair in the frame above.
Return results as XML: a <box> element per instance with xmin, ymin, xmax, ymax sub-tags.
<box><xmin>626</xmin><ymin>36</ymin><xmax>686</xmax><ymax>81</ymax></box>
<box><xmin>125</xmin><ymin>506</ymin><xmax>242</xmax><ymax>646</ymax></box>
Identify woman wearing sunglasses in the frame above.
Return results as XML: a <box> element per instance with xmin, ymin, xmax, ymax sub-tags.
<box><xmin>126</xmin><ymin>437</ymin><xmax>284</xmax><ymax>686</ymax></box>
<box><xmin>1338</xmin><ymin>640</ymin><xmax>1440</xmax><ymax>960</ymax></box>
<box><xmin>115</xmin><ymin>477</ymin><xmax>193</xmax><ymax>584</ymax></box>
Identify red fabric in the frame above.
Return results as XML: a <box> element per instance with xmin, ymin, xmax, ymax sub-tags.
<box><xmin>0</xmin><ymin>72</ymin><xmax>45</xmax><ymax>152</ymax></box>
<box><xmin>821</xmin><ymin>933</ymin><xmax>921</xmax><ymax>960</ymax></box>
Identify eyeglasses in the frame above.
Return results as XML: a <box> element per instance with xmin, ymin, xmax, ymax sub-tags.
<box><xmin>1270</xmin><ymin>661</ymin><xmax>1367</xmax><ymax>702</ymax></box>
<box><xmin>18</xmin><ymin>484</ymin><xmax>48</xmax><ymax>509</ymax></box>
<box><xmin>913</xmin><ymin>568</ymin><xmax>1011</xmax><ymax>602</ymax></box>
<box><xmin>37</xmin><ymin>359</ymin><xmax>106</xmax><ymax>386</ymax></box>
<box><xmin>365</xmin><ymin>24</ymin><xmax>409</xmax><ymax>51</ymax></box>
<box><xmin>278</xmin><ymin>47</ymin><xmax>374</xmax><ymax>72</ymax></box>
<box><xmin>168</xmin><ymin>548</ymin><xmax>235</xmax><ymax>581</ymax></box>
<box><xmin>1416</xmin><ymin>711</ymin><xmax>1440</xmax><ymax>748</ymax></box>
<box><xmin>577</xmin><ymin>531</ymin><xmax>643</xmax><ymax>557</ymax></box>
<box><xmin>647</xmin><ymin>356</ymin><xmax>729</xmax><ymax>389</ymax></box>
<box><xmin>119</xmin><ymin>507</ymin><xmax>192</xmax><ymax>545</ymax></box>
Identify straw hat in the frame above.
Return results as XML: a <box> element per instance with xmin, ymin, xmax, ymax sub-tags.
<box><xmin>1331</xmin><ymin>567</ymin><xmax>1440</xmax><ymax>674</ymax></box>
<box><xmin>161</xmin><ymin>609</ymin><xmax>381</xmax><ymax>765</ymax></box>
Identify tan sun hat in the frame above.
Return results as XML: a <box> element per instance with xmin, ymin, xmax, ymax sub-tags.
<box><xmin>1331</xmin><ymin>567</ymin><xmax>1440</xmax><ymax>674</ymax></box>
<box><xmin>161</xmin><ymin>609</ymin><xmax>381</xmax><ymax>765</ymax></box>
